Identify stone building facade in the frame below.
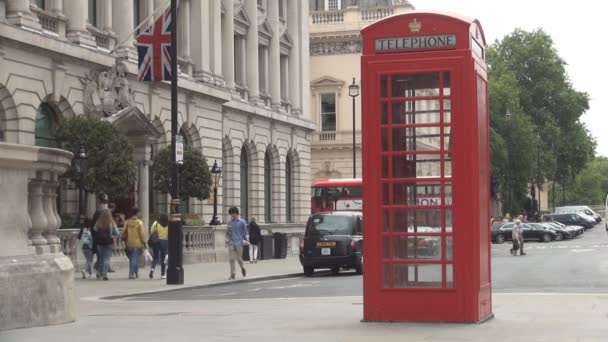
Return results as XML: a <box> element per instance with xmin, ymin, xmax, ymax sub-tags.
<box><xmin>308</xmin><ymin>0</ymin><xmax>413</xmax><ymax>180</ymax></box>
<box><xmin>0</xmin><ymin>0</ymin><xmax>312</xmax><ymax>330</ymax></box>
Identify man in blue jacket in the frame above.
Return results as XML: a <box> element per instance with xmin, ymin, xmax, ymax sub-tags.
<box><xmin>227</xmin><ymin>206</ymin><xmax>249</xmax><ymax>279</ymax></box>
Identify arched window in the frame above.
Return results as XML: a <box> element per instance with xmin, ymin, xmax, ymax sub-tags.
<box><xmin>264</xmin><ymin>149</ymin><xmax>272</xmax><ymax>223</ymax></box>
<box><xmin>240</xmin><ymin>146</ymin><xmax>249</xmax><ymax>221</ymax></box>
<box><xmin>35</xmin><ymin>103</ymin><xmax>58</xmax><ymax>148</ymax></box>
<box><xmin>286</xmin><ymin>154</ymin><xmax>293</xmax><ymax>222</ymax></box>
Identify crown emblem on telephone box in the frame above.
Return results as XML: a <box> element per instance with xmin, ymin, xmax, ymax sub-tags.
<box><xmin>408</xmin><ymin>18</ymin><xmax>422</xmax><ymax>33</ymax></box>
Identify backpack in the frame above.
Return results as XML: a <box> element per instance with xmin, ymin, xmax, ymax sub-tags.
<box><xmin>96</xmin><ymin>226</ymin><xmax>114</xmax><ymax>245</ymax></box>
<box><xmin>81</xmin><ymin>228</ymin><xmax>93</xmax><ymax>249</ymax></box>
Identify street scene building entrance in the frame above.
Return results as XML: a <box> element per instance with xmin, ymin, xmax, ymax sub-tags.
<box><xmin>361</xmin><ymin>11</ymin><xmax>491</xmax><ymax>322</ymax></box>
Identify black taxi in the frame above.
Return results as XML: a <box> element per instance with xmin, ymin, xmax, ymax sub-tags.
<box><xmin>299</xmin><ymin>211</ymin><xmax>363</xmax><ymax>277</ymax></box>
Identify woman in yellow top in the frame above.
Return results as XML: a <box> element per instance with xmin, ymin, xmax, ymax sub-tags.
<box><xmin>123</xmin><ymin>207</ymin><xmax>147</xmax><ymax>279</ymax></box>
<box><xmin>149</xmin><ymin>213</ymin><xmax>169</xmax><ymax>279</ymax></box>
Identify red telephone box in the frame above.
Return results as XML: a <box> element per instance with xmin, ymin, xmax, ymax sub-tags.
<box><xmin>361</xmin><ymin>11</ymin><xmax>492</xmax><ymax>323</ymax></box>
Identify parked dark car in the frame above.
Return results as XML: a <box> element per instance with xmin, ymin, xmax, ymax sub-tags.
<box><xmin>299</xmin><ymin>211</ymin><xmax>363</xmax><ymax>277</ymax></box>
<box><xmin>544</xmin><ymin>221</ymin><xmax>584</xmax><ymax>237</ymax></box>
<box><xmin>544</xmin><ymin>213</ymin><xmax>595</xmax><ymax>229</ymax></box>
<box><xmin>527</xmin><ymin>222</ymin><xmax>571</xmax><ymax>240</ymax></box>
<box><xmin>491</xmin><ymin>222</ymin><xmax>557</xmax><ymax>243</ymax></box>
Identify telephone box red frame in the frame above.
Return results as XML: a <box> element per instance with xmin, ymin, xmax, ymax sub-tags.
<box><xmin>361</xmin><ymin>11</ymin><xmax>492</xmax><ymax>323</ymax></box>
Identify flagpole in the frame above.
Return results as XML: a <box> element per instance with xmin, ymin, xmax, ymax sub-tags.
<box><xmin>167</xmin><ymin>0</ymin><xmax>184</xmax><ymax>285</ymax></box>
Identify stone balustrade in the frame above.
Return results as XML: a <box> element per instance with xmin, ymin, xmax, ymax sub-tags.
<box><xmin>87</xmin><ymin>24</ymin><xmax>116</xmax><ymax>51</ymax></box>
<box><xmin>57</xmin><ymin>222</ymin><xmax>305</xmax><ymax>270</ymax></box>
<box><xmin>311</xmin><ymin>10</ymin><xmax>345</xmax><ymax>24</ymax></box>
<box><xmin>361</xmin><ymin>7</ymin><xmax>394</xmax><ymax>21</ymax></box>
<box><xmin>30</xmin><ymin>5</ymin><xmax>67</xmax><ymax>37</ymax></box>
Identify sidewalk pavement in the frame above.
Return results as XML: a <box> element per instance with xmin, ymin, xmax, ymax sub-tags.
<box><xmin>2</xmin><ymin>256</ymin><xmax>608</xmax><ymax>342</ymax></box>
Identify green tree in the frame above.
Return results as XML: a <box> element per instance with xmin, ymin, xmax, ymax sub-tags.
<box><xmin>550</xmin><ymin>158</ymin><xmax>608</xmax><ymax>207</ymax></box>
<box><xmin>487</xmin><ymin>29</ymin><xmax>596</xmax><ymax>214</ymax></box>
<box><xmin>56</xmin><ymin>115</ymin><xmax>137</xmax><ymax>199</ymax></box>
<box><xmin>151</xmin><ymin>147</ymin><xmax>212</xmax><ymax>203</ymax></box>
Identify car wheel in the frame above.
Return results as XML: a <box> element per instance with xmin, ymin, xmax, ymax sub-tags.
<box><xmin>555</xmin><ymin>232</ymin><xmax>564</xmax><ymax>241</ymax></box>
<box><xmin>542</xmin><ymin>233</ymin><xmax>552</xmax><ymax>243</ymax></box>
<box><xmin>331</xmin><ymin>266</ymin><xmax>340</xmax><ymax>275</ymax></box>
<box><xmin>303</xmin><ymin>266</ymin><xmax>314</xmax><ymax>277</ymax></box>
<box><xmin>495</xmin><ymin>234</ymin><xmax>505</xmax><ymax>244</ymax></box>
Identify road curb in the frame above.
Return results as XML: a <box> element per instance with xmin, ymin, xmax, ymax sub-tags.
<box><xmin>100</xmin><ymin>272</ymin><xmax>305</xmax><ymax>300</ymax></box>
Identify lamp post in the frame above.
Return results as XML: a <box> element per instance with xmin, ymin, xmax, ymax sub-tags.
<box><xmin>536</xmin><ymin>132</ymin><xmax>541</xmax><ymax>219</ymax></box>
<box><xmin>505</xmin><ymin>111</ymin><xmax>511</xmax><ymax>215</ymax></box>
<box><xmin>209</xmin><ymin>160</ymin><xmax>223</xmax><ymax>225</ymax></box>
<box><xmin>74</xmin><ymin>144</ymin><xmax>87</xmax><ymax>226</ymax></box>
<box><xmin>348</xmin><ymin>78</ymin><xmax>360</xmax><ymax>179</ymax></box>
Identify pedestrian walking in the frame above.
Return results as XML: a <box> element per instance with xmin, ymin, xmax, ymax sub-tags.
<box><xmin>78</xmin><ymin>226</ymin><xmax>94</xmax><ymax>279</ymax></box>
<box><xmin>227</xmin><ymin>206</ymin><xmax>249</xmax><ymax>279</ymax></box>
<box><xmin>510</xmin><ymin>219</ymin><xmax>526</xmax><ymax>256</ymax></box>
<box><xmin>149</xmin><ymin>213</ymin><xmax>169</xmax><ymax>279</ymax></box>
<box><xmin>517</xmin><ymin>216</ymin><xmax>526</xmax><ymax>255</ymax></box>
<box><xmin>122</xmin><ymin>207</ymin><xmax>147</xmax><ymax>279</ymax></box>
<box><xmin>248</xmin><ymin>217</ymin><xmax>261</xmax><ymax>264</ymax></box>
<box><xmin>93</xmin><ymin>210</ymin><xmax>119</xmax><ymax>280</ymax></box>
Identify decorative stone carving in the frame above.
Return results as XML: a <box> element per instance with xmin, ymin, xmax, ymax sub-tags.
<box><xmin>310</xmin><ymin>40</ymin><xmax>362</xmax><ymax>56</ymax></box>
<box><xmin>82</xmin><ymin>58</ymin><xmax>135</xmax><ymax>116</ymax></box>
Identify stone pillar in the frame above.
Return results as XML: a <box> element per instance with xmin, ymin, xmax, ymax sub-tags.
<box><xmin>49</xmin><ymin>0</ymin><xmax>67</xmax><ymax>38</ymax></box>
<box><xmin>192</xmin><ymin>0</ymin><xmax>212</xmax><ymax>82</ymax></box>
<box><xmin>244</xmin><ymin>0</ymin><xmax>260</xmax><ymax>104</ymax></box>
<box><xmin>267</xmin><ymin>0</ymin><xmax>281</xmax><ymax>110</ymax></box>
<box><xmin>145</xmin><ymin>0</ymin><xmax>154</xmax><ymax>26</ymax></box>
<box><xmin>6</xmin><ymin>0</ymin><xmax>41</xmax><ymax>29</ymax></box>
<box><xmin>178</xmin><ymin>0</ymin><xmax>192</xmax><ymax>75</ymax></box>
<box><xmin>28</xmin><ymin>174</ymin><xmax>49</xmax><ymax>255</ymax></box>
<box><xmin>210</xmin><ymin>0</ymin><xmax>224</xmax><ymax>86</ymax></box>
<box><xmin>102</xmin><ymin>0</ymin><xmax>113</xmax><ymax>31</ymax></box>
<box><xmin>64</xmin><ymin>0</ymin><xmax>95</xmax><ymax>46</ymax></box>
<box><xmin>287</xmin><ymin>0</ymin><xmax>301</xmax><ymax>114</ymax></box>
<box><xmin>113</xmin><ymin>0</ymin><xmax>135</xmax><ymax>59</ymax></box>
<box><xmin>222</xmin><ymin>0</ymin><xmax>235</xmax><ymax>90</ymax></box>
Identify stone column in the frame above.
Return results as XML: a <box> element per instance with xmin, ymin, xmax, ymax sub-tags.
<box><xmin>179</xmin><ymin>0</ymin><xmax>192</xmax><ymax>75</ymax></box>
<box><xmin>221</xmin><ymin>0</ymin><xmax>235</xmax><ymax>90</ymax></box>
<box><xmin>42</xmin><ymin>174</ymin><xmax>61</xmax><ymax>253</ymax></box>
<box><xmin>267</xmin><ymin>0</ymin><xmax>281</xmax><ymax>110</ymax></box>
<box><xmin>102</xmin><ymin>0</ymin><xmax>113</xmax><ymax>31</ymax></box>
<box><xmin>113</xmin><ymin>0</ymin><xmax>135</xmax><ymax>58</ymax></box>
<box><xmin>244</xmin><ymin>0</ymin><xmax>260</xmax><ymax>104</ymax></box>
<box><xmin>287</xmin><ymin>0</ymin><xmax>301</xmax><ymax>114</ymax></box>
<box><xmin>49</xmin><ymin>0</ymin><xmax>67</xmax><ymax>38</ymax></box>
<box><xmin>6</xmin><ymin>0</ymin><xmax>41</xmax><ymax>29</ymax></box>
<box><xmin>64</xmin><ymin>0</ymin><xmax>95</xmax><ymax>46</ymax></box>
<box><xmin>191</xmin><ymin>0</ymin><xmax>212</xmax><ymax>82</ymax></box>
<box><xmin>145</xmin><ymin>0</ymin><xmax>154</xmax><ymax>26</ymax></box>
<box><xmin>138</xmin><ymin>160</ymin><xmax>150</xmax><ymax>230</ymax></box>
<box><xmin>210</xmin><ymin>0</ymin><xmax>224</xmax><ymax>86</ymax></box>
<box><xmin>28</xmin><ymin>173</ymin><xmax>49</xmax><ymax>254</ymax></box>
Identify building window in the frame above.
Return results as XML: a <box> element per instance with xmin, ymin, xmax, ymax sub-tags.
<box><xmin>326</xmin><ymin>0</ymin><xmax>342</xmax><ymax>10</ymax></box>
<box><xmin>32</xmin><ymin>0</ymin><xmax>46</xmax><ymax>10</ymax></box>
<box><xmin>258</xmin><ymin>46</ymin><xmax>268</xmax><ymax>95</ymax></box>
<box><xmin>234</xmin><ymin>36</ymin><xmax>246</xmax><ymax>87</ymax></box>
<box><xmin>280</xmin><ymin>54</ymin><xmax>289</xmax><ymax>102</ymax></box>
<box><xmin>279</xmin><ymin>0</ymin><xmax>286</xmax><ymax>19</ymax></box>
<box><xmin>133</xmin><ymin>0</ymin><xmax>141</xmax><ymax>30</ymax></box>
<box><xmin>310</xmin><ymin>0</ymin><xmax>324</xmax><ymax>11</ymax></box>
<box><xmin>240</xmin><ymin>146</ymin><xmax>249</xmax><ymax>221</ymax></box>
<box><xmin>286</xmin><ymin>154</ymin><xmax>293</xmax><ymax>222</ymax></box>
<box><xmin>320</xmin><ymin>93</ymin><xmax>337</xmax><ymax>131</ymax></box>
<box><xmin>264</xmin><ymin>149</ymin><xmax>272</xmax><ymax>223</ymax></box>
<box><xmin>35</xmin><ymin>103</ymin><xmax>58</xmax><ymax>148</ymax></box>
<box><xmin>88</xmin><ymin>0</ymin><xmax>97</xmax><ymax>27</ymax></box>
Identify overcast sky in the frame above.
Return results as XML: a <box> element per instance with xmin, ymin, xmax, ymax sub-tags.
<box><xmin>415</xmin><ymin>0</ymin><xmax>606</xmax><ymax>156</ymax></box>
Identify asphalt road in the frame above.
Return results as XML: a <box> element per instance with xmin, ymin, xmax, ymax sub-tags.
<box><xmin>126</xmin><ymin>224</ymin><xmax>608</xmax><ymax>302</ymax></box>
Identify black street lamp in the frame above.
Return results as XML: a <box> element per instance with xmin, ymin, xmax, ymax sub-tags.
<box><xmin>209</xmin><ymin>160</ymin><xmax>222</xmax><ymax>225</ymax></box>
<box><xmin>74</xmin><ymin>144</ymin><xmax>87</xmax><ymax>226</ymax></box>
<box><xmin>505</xmin><ymin>111</ymin><xmax>511</xmax><ymax>215</ymax></box>
<box><xmin>348</xmin><ymin>78</ymin><xmax>360</xmax><ymax>179</ymax></box>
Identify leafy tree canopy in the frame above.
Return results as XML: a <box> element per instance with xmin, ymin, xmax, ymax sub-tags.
<box><xmin>56</xmin><ymin>115</ymin><xmax>137</xmax><ymax>199</ymax></box>
<box><xmin>487</xmin><ymin>29</ymin><xmax>596</xmax><ymax>214</ymax></box>
<box><xmin>151</xmin><ymin>147</ymin><xmax>212</xmax><ymax>202</ymax></box>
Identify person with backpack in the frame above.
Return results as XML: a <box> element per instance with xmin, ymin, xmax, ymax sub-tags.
<box><xmin>93</xmin><ymin>210</ymin><xmax>119</xmax><ymax>280</ymax></box>
<box><xmin>247</xmin><ymin>217</ymin><xmax>261</xmax><ymax>264</ymax></box>
<box><xmin>122</xmin><ymin>208</ymin><xmax>147</xmax><ymax>279</ymax></box>
<box><xmin>148</xmin><ymin>213</ymin><xmax>169</xmax><ymax>279</ymax></box>
<box><xmin>78</xmin><ymin>225</ymin><xmax>95</xmax><ymax>279</ymax></box>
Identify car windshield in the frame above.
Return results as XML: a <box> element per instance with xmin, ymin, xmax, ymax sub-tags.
<box><xmin>307</xmin><ymin>214</ymin><xmax>354</xmax><ymax>236</ymax></box>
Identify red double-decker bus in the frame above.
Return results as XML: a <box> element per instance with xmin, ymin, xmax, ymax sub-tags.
<box><xmin>311</xmin><ymin>178</ymin><xmax>363</xmax><ymax>214</ymax></box>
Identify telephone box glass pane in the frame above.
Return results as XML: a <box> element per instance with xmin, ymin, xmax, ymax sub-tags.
<box><xmin>381</xmin><ymin>75</ymin><xmax>388</xmax><ymax>98</ymax></box>
<box><xmin>383</xmin><ymin>208</ymin><xmax>389</xmax><ymax>232</ymax></box>
<box><xmin>383</xmin><ymin>236</ymin><xmax>390</xmax><ymax>259</ymax></box>
<box><xmin>444</xmin><ymin>154</ymin><xmax>452</xmax><ymax>177</ymax></box>
<box><xmin>393</xmin><ymin>208</ymin><xmax>442</xmax><ymax>232</ymax></box>
<box><xmin>392</xmin><ymin>126</ymin><xmax>442</xmax><ymax>152</ymax></box>
<box><xmin>391</xmin><ymin>73</ymin><xmax>440</xmax><ymax>98</ymax></box>
<box><xmin>393</xmin><ymin>236</ymin><xmax>442</xmax><ymax>260</ymax></box>
<box><xmin>442</xmin><ymin>72</ymin><xmax>451</xmax><ymax>96</ymax></box>
<box><xmin>393</xmin><ymin>182</ymin><xmax>441</xmax><ymax>206</ymax></box>
<box><xmin>443</xmin><ymin>126</ymin><xmax>452</xmax><ymax>151</ymax></box>
<box><xmin>443</xmin><ymin>99</ymin><xmax>451</xmax><ymax>123</ymax></box>
<box><xmin>383</xmin><ymin>263</ymin><xmax>391</xmax><ymax>288</ymax></box>
<box><xmin>446</xmin><ymin>236</ymin><xmax>453</xmax><ymax>260</ymax></box>
<box><xmin>446</xmin><ymin>264</ymin><xmax>454</xmax><ymax>288</ymax></box>
<box><xmin>382</xmin><ymin>156</ymin><xmax>390</xmax><ymax>177</ymax></box>
<box><xmin>381</xmin><ymin>102</ymin><xmax>389</xmax><ymax>124</ymax></box>
<box><xmin>392</xmin><ymin>154</ymin><xmax>442</xmax><ymax>178</ymax></box>
<box><xmin>391</xmin><ymin>100</ymin><xmax>442</xmax><ymax>124</ymax></box>
<box><xmin>394</xmin><ymin>264</ymin><xmax>442</xmax><ymax>288</ymax></box>
<box><xmin>444</xmin><ymin>182</ymin><xmax>453</xmax><ymax>206</ymax></box>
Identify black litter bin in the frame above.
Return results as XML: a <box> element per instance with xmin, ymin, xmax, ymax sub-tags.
<box><xmin>259</xmin><ymin>235</ymin><xmax>274</xmax><ymax>260</ymax></box>
<box><xmin>242</xmin><ymin>244</ymin><xmax>250</xmax><ymax>261</ymax></box>
<box><xmin>273</xmin><ymin>232</ymin><xmax>288</xmax><ymax>259</ymax></box>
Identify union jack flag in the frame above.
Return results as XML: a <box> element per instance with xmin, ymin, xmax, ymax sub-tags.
<box><xmin>136</xmin><ymin>8</ymin><xmax>172</xmax><ymax>81</ymax></box>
